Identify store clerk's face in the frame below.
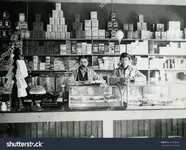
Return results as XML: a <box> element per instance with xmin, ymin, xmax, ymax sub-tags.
<box><xmin>120</xmin><ymin>57</ymin><xmax>131</xmax><ymax>68</ymax></box>
<box><xmin>79</xmin><ymin>58</ymin><xmax>88</xmax><ymax>68</ymax></box>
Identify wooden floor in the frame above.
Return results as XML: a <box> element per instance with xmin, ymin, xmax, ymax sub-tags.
<box><xmin>0</xmin><ymin>119</ymin><xmax>185</xmax><ymax>138</ymax></box>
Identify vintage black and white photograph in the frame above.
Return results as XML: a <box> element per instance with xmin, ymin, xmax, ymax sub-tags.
<box><xmin>0</xmin><ymin>0</ymin><xmax>186</xmax><ymax>140</ymax></box>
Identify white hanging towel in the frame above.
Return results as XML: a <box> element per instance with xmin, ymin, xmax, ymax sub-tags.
<box><xmin>18</xmin><ymin>88</ymin><xmax>27</xmax><ymax>98</ymax></box>
<box><xmin>16</xmin><ymin>78</ymin><xmax>28</xmax><ymax>89</ymax></box>
<box><xmin>16</xmin><ymin>60</ymin><xmax>28</xmax><ymax>78</ymax></box>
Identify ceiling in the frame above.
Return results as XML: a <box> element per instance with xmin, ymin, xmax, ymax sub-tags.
<box><xmin>2</xmin><ymin>0</ymin><xmax>186</xmax><ymax>6</ymax></box>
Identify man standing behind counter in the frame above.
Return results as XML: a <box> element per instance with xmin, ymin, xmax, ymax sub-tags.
<box><xmin>71</xmin><ymin>56</ymin><xmax>104</xmax><ymax>83</ymax></box>
<box><xmin>112</xmin><ymin>53</ymin><xmax>146</xmax><ymax>82</ymax></box>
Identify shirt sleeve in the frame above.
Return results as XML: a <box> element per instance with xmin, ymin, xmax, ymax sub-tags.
<box><xmin>135</xmin><ymin>69</ymin><xmax>146</xmax><ymax>78</ymax></box>
<box><xmin>92</xmin><ymin>70</ymin><xmax>103</xmax><ymax>80</ymax></box>
<box><xmin>111</xmin><ymin>69</ymin><xmax>118</xmax><ymax>77</ymax></box>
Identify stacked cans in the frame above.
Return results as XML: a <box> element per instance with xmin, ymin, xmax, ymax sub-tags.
<box><xmin>107</xmin><ymin>12</ymin><xmax>118</xmax><ymax>39</ymax></box>
<box><xmin>45</xmin><ymin>3</ymin><xmax>70</xmax><ymax>39</ymax></box>
<box><xmin>30</xmin><ymin>14</ymin><xmax>45</xmax><ymax>39</ymax></box>
<box><xmin>72</xmin><ymin>14</ymin><xmax>85</xmax><ymax>38</ymax></box>
<box><xmin>0</xmin><ymin>11</ymin><xmax>12</xmax><ymax>39</ymax></box>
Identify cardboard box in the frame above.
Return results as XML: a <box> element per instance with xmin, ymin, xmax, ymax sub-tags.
<box><xmin>33</xmin><ymin>22</ymin><xmax>39</xmax><ymax>31</ymax></box>
<box><xmin>60</xmin><ymin>44</ymin><xmax>67</xmax><ymax>54</ymax></box>
<box><xmin>75</xmin><ymin>14</ymin><xmax>80</xmax><ymax>22</ymax></box>
<box><xmin>128</xmin><ymin>24</ymin><xmax>134</xmax><ymax>31</ymax></box>
<box><xmin>162</xmin><ymin>32</ymin><xmax>167</xmax><ymax>39</ymax></box>
<box><xmin>36</xmin><ymin>14</ymin><xmax>41</xmax><ymax>22</ymax></box>
<box><xmin>71</xmin><ymin>41</ymin><xmax>77</xmax><ymax>54</ymax></box>
<box><xmin>60</xmin><ymin>18</ymin><xmax>65</xmax><ymax>25</ymax></box>
<box><xmin>49</xmin><ymin>17</ymin><xmax>54</xmax><ymax>25</ymax></box>
<box><xmin>64</xmin><ymin>25</ymin><xmax>67</xmax><ymax>32</ymax></box>
<box><xmin>87</xmin><ymin>44</ymin><xmax>92</xmax><ymax>54</ymax></box>
<box><xmin>85</xmin><ymin>30</ymin><xmax>92</xmax><ymax>37</ymax></box>
<box><xmin>92</xmin><ymin>20</ymin><xmax>99</xmax><ymax>30</ymax></box>
<box><xmin>57</xmin><ymin>10</ymin><xmax>63</xmax><ymax>18</ymax></box>
<box><xmin>93</xmin><ymin>43</ymin><xmax>99</xmax><ymax>53</ymax></box>
<box><xmin>85</xmin><ymin>20</ymin><xmax>91</xmax><ymax>30</ymax></box>
<box><xmin>109</xmin><ymin>42</ymin><xmax>115</xmax><ymax>54</ymax></box>
<box><xmin>47</xmin><ymin>25</ymin><xmax>52</xmax><ymax>32</ymax></box>
<box><xmin>123</xmin><ymin>24</ymin><xmax>129</xmax><ymax>31</ymax></box>
<box><xmin>99</xmin><ymin>30</ymin><xmax>105</xmax><ymax>37</ymax></box>
<box><xmin>155</xmin><ymin>31</ymin><xmax>161</xmax><ymax>39</ymax></box>
<box><xmin>45</xmin><ymin>32</ymin><xmax>51</xmax><ymax>39</ymax></box>
<box><xmin>76</xmin><ymin>43</ymin><xmax>82</xmax><ymax>54</ymax></box>
<box><xmin>66</xmin><ymin>32</ymin><xmax>71</xmax><ymax>39</ymax></box>
<box><xmin>127</xmin><ymin>31</ymin><xmax>133</xmax><ymax>39</ymax></box>
<box><xmin>168</xmin><ymin>21</ymin><xmax>181</xmax><ymax>30</ymax></box>
<box><xmin>77</xmin><ymin>23</ymin><xmax>83</xmax><ymax>30</ymax></box>
<box><xmin>92</xmin><ymin>30</ymin><xmax>99</xmax><ymax>39</ymax></box>
<box><xmin>57</xmin><ymin>25</ymin><xmax>62</xmax><ymax>32</ymax></box>
<box><xmin>56</xmin><ymin>3</ymin><xmax>61</xmax><ymax>10</ymax></box>
<box><xmin>38</xmin><ymin>22</ymin><xmax>43</xmax><ymax>31</ymax></box>
<box><xmin>75</xmin><ymin>30</ymin><xmax>80</xmax><ymax>38</ymax></box>
<box><xmin>51</xmin><ymin>32</ymin><xmax>56</xmax><ymax>39</ymax></box>
<box><xmin>54</xmin><ymin>18</ymin><xmax>60</xmax><ymax>25</ymax></box>
<box><xmin>52</xmin><ymin>10</ymin><xmax>58</xmax><ymax>18</ymax></box>
<box><xmin>52</xmin><ymin>25</ymin><xmax>58</xmax><ymax>32</ymax></box>
<box><xmin>61</xmin><ymin>32</ymin><xmax>66</xmax><ymax>39</ymax></box>
<box><xmin>56</xmin><ymin>32</ymin><xmax>61</xmax><ymax>39</ymax></box>
<box><xmin>142</xmin><ymin>23</ymin><xmax>147</xmax><ymax>30</ymax></box>
<box><xmin>19</xmin><ymin>13</ymin><xmax>25</xmax><ymax>22</ymax></box>
<box><xmin>73</xmin><ymin>23</ymin><xmax>77</xmax><ymax>30</ymax></box>
<box><xmin>90</xmin><ymin>11</ymin><xmax>97</xmax><ymax>20</ymax></box>
<box><xmin>137</xmin><ymin>22</ymin><xmax>142</xmax><ymax>30</ymax></box>
<box><xmin>99</xmin><ymin>44</ymin><xmax>105</xmax><ymax>54</ymax></box>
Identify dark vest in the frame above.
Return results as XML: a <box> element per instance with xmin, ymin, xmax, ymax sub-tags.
<box><xmin>76</xmin><ymin>69</ymin><xmax>88</xmax><ymax>81</ymax></box>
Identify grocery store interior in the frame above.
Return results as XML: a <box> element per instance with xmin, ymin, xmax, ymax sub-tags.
<box><xmin>0</xmin><ymin>0</ymin><xmax>186</xmax><ymax>138</ymax></box>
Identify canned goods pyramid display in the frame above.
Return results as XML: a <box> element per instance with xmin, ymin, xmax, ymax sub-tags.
<box><xmin>45</xmin><ymin>3</ymin><xmax>71</xmax><ymax>39</ymax></box>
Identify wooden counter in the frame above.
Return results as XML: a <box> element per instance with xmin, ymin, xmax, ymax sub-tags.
<box><xmin>1</xmin><ymin>109</ymin><xmax>186</xmax><ymax>138</ymax></box>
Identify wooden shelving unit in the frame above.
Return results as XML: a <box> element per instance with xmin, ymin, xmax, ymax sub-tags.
<box><xmin>15</xmin><ymin>38</ymin><xmax>186</xmax><ymax>82</ymax></box>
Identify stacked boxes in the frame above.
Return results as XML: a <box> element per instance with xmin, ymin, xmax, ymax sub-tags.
<box><xmin>45</xmin><ymin>3</ymin><xmax>70</xmax><ymax>39</ymax></box>
<box><xmin>30</xmin><ymin>14</ymin><xmax>45</xmax><ymax>39</ymax></box>
<box><xmin>136</xmin><ymin>14</ymin><xmax>151</xmax><ymax>39</ymax></box>
<box><xmin>72</xmin><ymin>14</ymin><xmax>85</xmax><ymax>38</ymax></box>
<box><xmin>59</xmin><ymin>41</ymin><xmax>92</xmax><ymax>55</ymax></box>
<box><xmin>154</xmin><ymin>23</ymin><xmax>165</xmax><ymax>39</ymax></box>
<box><xmin>153</xmin><ymin>21</ymin><xmax>183</xmax><ymax>39</ymax></box>
<box><xmin>107</xmin><ymin>12</ymin><xmax>118</xmax><ymax>39</ymax></box>
<box><xmin>167</xmin><ymin>21</ymin><xmax>183</xmax><ymax>39</ymax></box>
<box><xmin>84</xmin><ymin>11</ymin><xmax>105</xmax><ymax>39</ymax></box>
<box><xmin>123</xmin><ymin>14</ymin><xmax>152</xmax><ymax>39</ymax></box>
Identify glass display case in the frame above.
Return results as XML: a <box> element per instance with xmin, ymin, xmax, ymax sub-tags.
<box><xmin>69</xmin><ymin>84</ymin><xmax>124</xmax><ymax>109</ymax></box>
<box><xmin>126</xmin><ymin>82</ymin><xmax>186</xmax><ymax>109</ymax></box>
